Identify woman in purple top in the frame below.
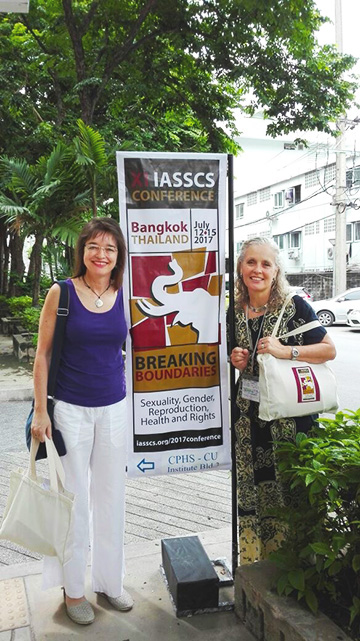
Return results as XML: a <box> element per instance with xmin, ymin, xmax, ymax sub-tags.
<box><xmin>31</xmin><ymin>217</ymin><xmax>132</xmax><ymax>625</ymax></box>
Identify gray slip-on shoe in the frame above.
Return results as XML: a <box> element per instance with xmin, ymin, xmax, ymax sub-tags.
<box><xmin>98</xmin><ymin>589</ymin><xmax>134</xmax><ymax>611</ymax></box>
<box><xmin>65</xmin><ymin>598</ymin><xmax>95</xmax><ymax>625</ymax></box>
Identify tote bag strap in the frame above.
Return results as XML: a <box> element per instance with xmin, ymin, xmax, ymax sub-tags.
<box><xmin>45</xmin><ymin>437</ymin><xmax>66</xmax><ymax>488</ymax></box>
<box><xmin>271</xmin><ymin>291</ymin><xmax>294</xmax><ymax>337</ymax></box>
<box><xmin>29</xmin><ymin>437</ymin><xmax>66</xmax><ymax>492</ymax></box>
<box><xmin>272</xmin><ymin>292</ymin><xmax>321</xmax><ymax>339</ymax></box>
<box><xmin>278</xmin><ymin>319</ymin><xmax>321</xmax><ymax>340</ymax></box>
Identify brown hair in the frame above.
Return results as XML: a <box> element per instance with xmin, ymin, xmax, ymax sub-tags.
<box><xmin>235</xmin><ymin>237</ymin><xmax>290</xmax><ymax>312</ymax></box>
<box><xmin>73</xmin><ymin>217</ymin><xmax>126</xmax><ymax>289</ymax></box>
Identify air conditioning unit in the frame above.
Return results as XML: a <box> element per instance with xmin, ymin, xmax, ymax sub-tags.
<box><xmin>327</xmin><ymin>247</ymin><xmax>334</xmax><ymax>260</ymax></box>
<box><xmin>289</xmin><ymin>248</ymin><xmax>299</xmax><ymax>259</ymax></box>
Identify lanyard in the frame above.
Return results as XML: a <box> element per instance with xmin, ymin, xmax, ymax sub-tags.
<box><xmin>245</xmin><ymin>306</ymin><xmax>266</xmax><ymax>374</ymax></box>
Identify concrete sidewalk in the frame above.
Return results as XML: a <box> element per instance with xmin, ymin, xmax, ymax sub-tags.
<box><xmin>0</xmin><ymin>335</ymin><xmax>33</xmax><ymax>402</ymax></box>
<box><xmin>0</xmin><ymin>337</ymin><xmax>254</xmax><ymax>640</ymax></box>
<box><xmin>0</xmin><ymin>528</ymin><xmax>255</xmax><ymax>641</ymax></box>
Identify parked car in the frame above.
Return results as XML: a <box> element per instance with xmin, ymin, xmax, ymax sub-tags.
<box><xmin>290</xmin><ymin>286</ymin><xmax>313</xmax><ymax>302</ymax></box>
<box><xmin>312</xmin><ymin>287</ymin><xmax>360</xmax><ymax>326</ymax></box>
<box><xmin>346</xmin><ymin>300</ymin><xmax>360</xmax><ymax>330</ymax></box>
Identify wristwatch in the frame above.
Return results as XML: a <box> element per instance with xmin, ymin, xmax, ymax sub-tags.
<box><xmin>291</xmin><ymin>346</ymin><xmax>300</xmax><ymax>361</ymax></box>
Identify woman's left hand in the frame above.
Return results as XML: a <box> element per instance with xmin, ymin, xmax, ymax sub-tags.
<box><xmin>257</xmin><ymin>336</ymin><xmax>289</xmax><ymax>359</ymax></box>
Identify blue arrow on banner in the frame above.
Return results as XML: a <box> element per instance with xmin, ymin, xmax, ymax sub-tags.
<box><xmin>137</xmin><ymin>458</ymin><xmax>155</xmax><ymax>473</ymax></box>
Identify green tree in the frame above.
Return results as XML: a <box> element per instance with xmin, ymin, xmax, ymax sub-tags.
<box><xmin>0</xmin><ymin>133</ymin><xmax>94</xmax><ymax>303</ymax></box>
<box><xmin>0</xmin><ymin>0</ymin><xmax>357</xmax><ymax>163</ymax></box>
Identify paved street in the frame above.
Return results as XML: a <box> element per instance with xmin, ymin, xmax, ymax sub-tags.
<box><xmin>326</xmin><ymin>325</ymin><xmax>360</xmax><ymax>412</ymax></box>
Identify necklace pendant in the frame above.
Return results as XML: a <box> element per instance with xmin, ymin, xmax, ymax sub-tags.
<box><xmin>95</xmin><ymin>298</ymin><xmax>103</xmax><ymax>308</ymax></box>
<box><xmin>249</xmin><ymin>303</ymin><xmax>268</xmax><ymax>313</ymax></box>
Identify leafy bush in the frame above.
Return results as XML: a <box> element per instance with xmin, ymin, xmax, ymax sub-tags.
<box><xmin>40</xmin><ymin>275</ymin><xmax>53</xmax><ymax>293</ymax></box>
<box><xmin>19</xmin><ymin>307</ymin><xmax>42</xmax><ymax>333</ymax></box>
<box><xmin>6</xmin><ymin>296</ymin><xmax>43</xmax><ymax>334</ymax></box>
<box><xmin>8</xmin><ymin>272</ymin><xmax>31</xmax><ymax>295</ymax></box>
<box><xmin>270</xmin><ymin>410</ymin><xmax>360</xmax><ymax>639</ymax></box>
<box><xmin>7</xmin><ymin>296</ymin><xmax>32</xmax><ymax>315</ymax></box>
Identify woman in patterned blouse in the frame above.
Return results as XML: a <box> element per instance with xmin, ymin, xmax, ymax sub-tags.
<box><xmin>230</xmin><ymin>237</ymin><xmax>336</xmax><ymax>564</ymax></box>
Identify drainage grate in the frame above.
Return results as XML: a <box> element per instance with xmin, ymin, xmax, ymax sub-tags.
<box><xmin>0</xmin><ymin>578</ymin><xmax>29</xmax><ymax>631</ymax></box>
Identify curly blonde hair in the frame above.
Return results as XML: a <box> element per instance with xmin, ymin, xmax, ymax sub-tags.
<box><xmin>235</xmin><ymin>237</ymin><xmax>290</xmax><ymax>312</ymax></box>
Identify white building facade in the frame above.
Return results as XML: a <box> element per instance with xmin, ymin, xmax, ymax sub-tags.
<box><xmin>231</xmin><ymin>115</ymin><xmax>360</xmax><ymax>293</ymax></box>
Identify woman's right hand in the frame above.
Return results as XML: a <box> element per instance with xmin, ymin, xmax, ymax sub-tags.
<box><xmin>31</xmin><ymin>411</ymin><xmax>52</xmax><ymax>443</ymax></box>
<box><xmin>230</xmin><ymin>347</ymin><xmax>250</xmax><ymax>371</ymax></box>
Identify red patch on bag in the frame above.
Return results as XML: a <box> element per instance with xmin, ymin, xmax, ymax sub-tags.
<box><xmin>292</xmin><ymin>366</ymin><xmax>320</xmax><ymax>403</ymax></box>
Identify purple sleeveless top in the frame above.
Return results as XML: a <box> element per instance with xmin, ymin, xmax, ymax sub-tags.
<box><xmin>55</xmin><ymin>279</ymin><xmax>127</xmax><ymax>407</ymax></box>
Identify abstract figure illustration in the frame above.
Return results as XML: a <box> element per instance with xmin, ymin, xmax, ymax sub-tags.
<box><xmin>137</xmin><ymin>258</ymin><xmax>219</xmax><ymax>343</ymax></box>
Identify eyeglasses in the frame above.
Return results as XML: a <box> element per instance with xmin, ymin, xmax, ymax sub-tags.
<box><xmin>85</xmin><ymin>243</ymin><xmax>118</xmax><ymax>256</ymax></box>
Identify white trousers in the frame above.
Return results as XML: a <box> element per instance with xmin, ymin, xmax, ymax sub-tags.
<box><xmin>42</xmin><ymin>398</ymin><xmax>128</xmax><ymax>599</ymax></box>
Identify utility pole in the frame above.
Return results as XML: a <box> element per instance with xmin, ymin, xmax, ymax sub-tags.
<box><xmin>333</xmin><ymin>0</ymin><xmax>347</xmax><ymax>295</ymax></box>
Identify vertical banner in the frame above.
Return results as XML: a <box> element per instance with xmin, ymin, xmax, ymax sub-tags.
<box><xmin>116</xmin><ymin>152</ymin><xmax>230</xmax><ymax>477</ymax></box>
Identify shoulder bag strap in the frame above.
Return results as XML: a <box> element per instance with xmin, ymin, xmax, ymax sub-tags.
<box><xmin>47</xmin><ymin>280</ymin><xmax>69</xmax><ymax>398</ymax></box>
<box><xmin>271</xmin><ymin>292</ymin><xmax>322</xmax><ymax>339</ymax></box>
<box><xmin>271</xmin><ymin>291</ymin><xmax>294</xmax><ymax>337</ymax></box>
<box><xmin>277</xmin><ymin>319</ymin><xmax>321</xmax><ymax>340</ymax></box>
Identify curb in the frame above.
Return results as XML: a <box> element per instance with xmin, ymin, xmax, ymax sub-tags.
<box><xmin>0</xmin><ymin>387</ymin><xmax>33</xmax><ymax>402</ymax></box>
<box><xmin>235</xmin><ymin>560</ymin><xmax>351</xmax><ymax>641</ymax></box>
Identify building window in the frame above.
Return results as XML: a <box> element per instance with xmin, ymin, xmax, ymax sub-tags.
<box><xmin>285</xmin><ymin>185</ymin><xmax>301</xmax><ymax>205</ymax></box>
<box><xmin>346</xmin><ymin>224</ymin><xmax>352</xmax><ymax>242</ymax></box>
<box><xmin>324</xmin><ymin>163</ymin><xmax>336</xmax><ymax>184</ymax></box>
<box><xmin>236</xmin><ymin>241</ymin><xmax>242</xmax><ymax>256</ymax></box>
<box><xmin>259</xmin><ymin>187</ymin><xmax>270</xmax><ymax>202</ymax></box>
<box><xmin>274</xmin><ymin>191</ymin><xmax>284</xmax><ymax>208</ymax></box>
<box><xmin>354</xmin><ymin>222</ymin><xmax>360</xmax><ymax>241</ymax></box>
<box><xmin>289</xmin><ymin>231</ymin><xmax>301</xmax><ymax>248</ymax></box>
<box><xmin>305</xmin><ymin>221</ymin><xmax>320</xmax><ymax>234</ymax></box>
<box><xmin>305</xmin><ymin>170</ymin><xmax>318</xmax><ymax>188</ymax></box>
<box><xmin>346</xmin><ymin>167</ymin><xmax>360</xmax><ymax>189</ymax></box>
<box><xmin>235</xmin><ymin>203</ymin><xmax>244</xmax><ymax>220</ymax></box>
<box><xmin>274</xmin><ymin>235</ymin><xmax>285</xmax><ymax>250</ymax></box>
<box><xmin>247</xmin><ymin>191</ymin><xmax>257</xmax><ymax>206</ymax></box>
<box><xmin>324</xmin><ymin>217</ymin><xmax>335</xmax><ymax>233</ymax></box>
<box><xmin>284</xmin><ymin>142</ymin><xmax>304</xmax><ymax>150</ymax></box>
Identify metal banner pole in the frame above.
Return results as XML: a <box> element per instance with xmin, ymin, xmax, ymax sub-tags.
<box><xmin>227</xmin><ymin>154</ymin><xmax>238</xmax><ymax>578</ymax></box>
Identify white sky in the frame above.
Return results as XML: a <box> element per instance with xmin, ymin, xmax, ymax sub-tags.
<box><xmin>232</xmin><ymin>1</ymin><xmax>360</xmax><ymax>193</ymax></box>
<box><xmin>316</xmin><ymin>0</ymin><xmax>360</xmax><ymax>113</ymax></box>
<box><xmin>316</xmin><ymin>0</ymin><xmax>360</xmax><ymax>57</ymax></box>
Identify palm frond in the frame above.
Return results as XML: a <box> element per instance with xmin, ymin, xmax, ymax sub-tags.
<box><xmin>73</xmin><ymin>139</ymin><xmax>96</xmax><ymax>167</ymax></box>
<box><xmin>73</xmin><ymin>189</ymin><xmax>92</xmax><ymax>206</ymax></box>
<box><xmin>52</xmin><ymin>216</ymin><xmax>89</xmax><ymax>247</ymax></box>
<box><xmin>0</xmin><ymin>156</ymin><xmax>37</xmax><ymax>195</ymax></box>
<box><xmin>0</xmin><ymin>195</ymin><xmax>30</xmax><ymax>223</ymax></box>
<box><xmin>33</xmin><ymin>180</ymin><xmax>62</xmax><ymax>198</ymax></box>
<box><xmin>74</xmin><ymin>119</ymin><xmax>107</xmax><ymax>169</ymax></box>
<box><xmin>43</xmin><ymin>143</ymin><xmax>72</xmax><ymax>185</ymax></box>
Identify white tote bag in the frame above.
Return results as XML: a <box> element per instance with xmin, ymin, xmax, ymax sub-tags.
<box><xmin>0</xmin><ymin>437</ymin><xmax>74</xmax><ymax>564</ymax></box>
<box><xmin>257</xmin><ymin>294</ymin><xmax>339</xmax><ymax>422</ymax></box>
